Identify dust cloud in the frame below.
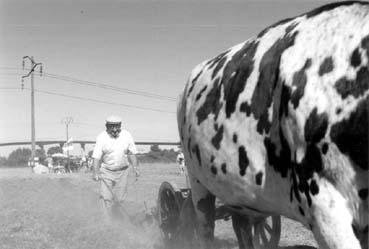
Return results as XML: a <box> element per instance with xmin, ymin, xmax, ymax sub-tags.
<box><xmin>0</xmin><ymin>170</ymin><xmax>164</xmax><ymax>249</ymax></box>
<box><xmin>0</xmin><ymin>166</ymin><xmax>316</xmax><ymax>249</ymax></box>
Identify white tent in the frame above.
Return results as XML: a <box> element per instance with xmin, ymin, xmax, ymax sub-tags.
<box><xmin>33</xmin><ymin>164</ymin><xmax>49</xmax><ymax>174</ymax></box>
<box><xmin>51</xmin><ymin>153</ymin><xmax>68</xmax><ymax>158</ymax></box>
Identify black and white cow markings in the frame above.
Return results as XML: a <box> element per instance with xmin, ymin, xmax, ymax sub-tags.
<box><xmin>208</xmin><ymin>51</ymin><xmax>229</xmax><ymax>79</ymax></box>
<box><xmin>335</xmin><ymin>35</ymin><xmax>369</xmax><ymax>99</ymax></box>
<box><xmin>239</xmin><ymin>101</ymin><xmax>252</xmax><ymax>116</ymax></box>
<box><xmin>187</xmin><ymin>70</ymin><xmax>202</xmax><ymax>98</ymax></box>
<box><xmin>304</xmin><ymin>108</ymin><xmax>329</xmax><ymax>144</ymax></box>
<box><xmin>192</xmin><ymin>144</ymin><xmax>202</xmax><ymax>166</ymax></box>
<box><xmin>210</xmin><ymin>166</ymin><xmax>217</xmax><ymax>176</ymax></box>
<box><xmin>221</xmin><ymin>163</ymin><xmax>227</xmax><ymax>174</ymax></box>
<box><xmin>213</xmin><ymin>122</ymin><xmax>219</xmax><ymax>132</ymax></box>
<box><xmin>298</xmin><ymin>206</ymin><xmax>305</xmax><ymax>216</ymax></box>
<box><xmin>206</xmin><ymin>50</ymin><xmax>229</xmax><ymax>71</ymax></box>
<box><xmin>195</xmin><ymin>85</ymin><xmax>208</xmax><ymax>102</ymax></box>
<box><xmin>309</xmin><ymin>180</ymin><xmax>320</xmax><ymax>196</ymax></box>
<box><xmin>211</xmin><ymin>125</ymin><xmax>223</xmax><ymax>150</ymax></box>
<box><xmin>291</xmin><ymin>58</ymin><xmax>312</xmax><ymax>108</ymax></box>
<box><xmin>196</xmin><ymin>78</ymin><xmax>222</xmax><ymax>125</ymax></box>
<box><xmin>330</xmin><ymin>95</ymin><xmax>368</xmax><ymax>170</ymax></box>
<box><xmin>305</xmin><ymin>0</ymin><xmax>367</xmax><ymax>18</ymax></box>
<box><xmin>222</xmin><ymin>40</ymin><xmax>259</xmax><ymax>119</ymax></box>
<box><xmin>335</xmin><ymin>67</ymin><xmax>369</xmax><ymax>99</ymax></box>
<box><xmin>318</xmin><ymin>56</ymin><xmax>334</xmax><ymax>76</ymax></box>
<box><xmin>321</xmin><ymin>142</ymin><xmax>329</xmax><ymax>155</ymax></box>
<box><xmin>358</xmin><ymin>188</ymin><xmax>368</xmax><ymax>201</ymax></box>
<box><xmin>257</xmin><ymin>17</ymin><xmax>295</xmax><ymax>39</ymax></box>
<box><xmin>238</xmin><ymin>146</ymin><xmax>249</xmax><ymax>176</ymax></box>
<box><xmin>255</xmin><ymin>172</ymin><xmax>263</xmax><ymax>186</ymax></box>
<box><xmin>252</xmin><ymin>32</ymin><xmax>298</xmax><ymax>134</ymax></box>
<box><xmin>177</xmin><ymin>2</ymin><xmax>369</xmax><ymax>249</ymax></box>
<box><xmin>351</xmin><ymin>48</ymin><xmax>362</xmax><ymax>68</ymax></box>
<box><xmin>264</xmin><ymin>128</ymin><xmax>291</xmax><ymax>178</ymax></box>
<box><xmin>232</xmin><ymin>133</ymin><xmax>238</xmax><ymax>144</ymax></box>
<box><xmin>363</xmin><ymin>35</ymin><xmax>369</xmax><ymax>60</ymax></box>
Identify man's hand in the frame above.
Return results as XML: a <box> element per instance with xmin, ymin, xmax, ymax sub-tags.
<box><xmin>92</xmin><ymin>172</ymin><xmax>100</xmax><ymax>181</ymax></box>
<box><xmin>92</xmin><ymin>158</ymin><xmax>101</xmax><ymax>182</ymax></box>
<box><xmin>128</xmin><ymin>154</ymin><xmax>139</xmax><ymax>179</ymax></box>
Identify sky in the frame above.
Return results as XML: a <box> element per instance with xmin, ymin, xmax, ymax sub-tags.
<box><xmin>0</xmin><ymin>0</ymin><xmax>334</xmax><ymax>156</ymax></box>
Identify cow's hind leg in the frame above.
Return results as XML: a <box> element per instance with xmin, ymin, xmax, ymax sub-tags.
<box><xmin>189</xmin><ymin>176</ymin><xmax>216</xmax><ymax>249</ymax></box>
<box><xmin>309</xmin><ymin>182</ymin><xmax>361</xmax><ymax>249</ymax></box>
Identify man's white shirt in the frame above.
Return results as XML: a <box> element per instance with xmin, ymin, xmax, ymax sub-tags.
<box><xmin>92</xmin><ymin>130</ymin><xmax>137</xmax><ymax>171</ymax></box>
<box><xmin>177</xmin><ymin>152</ymin><xmax>185</xmax><ymax>166</ymax></box>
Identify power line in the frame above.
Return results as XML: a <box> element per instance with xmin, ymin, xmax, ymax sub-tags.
<box><xmin>17</xmin><ymin>87</ymin><xmax>175</xmax><ymax>114</ymax></box>
<box><xmin>43</xmin><ymin>73</ymin><xmax>177</xmax><ymax>102</ymax></box>
<box><xmin>0</xmin><ymin>73</ymin><xmax>177</xmax><ymax>105</ymax></box>
<box><xmin>0</xmin><ymin>67</ymin><xmax>177</xmax><ymax>102</ymax></box>
<box><xmin>0</xmin><ymin>87</ymin><xmax>22</xmax><ymax>90</ymax></box>
<box><xmin>0</xmin><ymin>86</ymin><xmax>175</xmax><ymax>113</ymax></box>
<box><xmin>73</xmin><ymin>122</ymin><xmax>102</xmax><ymax>128</ymax></box>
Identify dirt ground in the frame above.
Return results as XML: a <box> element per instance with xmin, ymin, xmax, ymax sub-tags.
<box><xmin>0</xmin><ymin>163</ymin><xmax>317</xmax><ymax>249</ymax></box>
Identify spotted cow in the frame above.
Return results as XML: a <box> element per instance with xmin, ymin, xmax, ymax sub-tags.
<box><xmin>177</xmin><ymin>1</ymin><xmax>369</xmax><ymax>249</ymax></box>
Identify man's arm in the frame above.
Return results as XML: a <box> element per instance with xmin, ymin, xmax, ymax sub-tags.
<box><xmin>92</xmin><ymin>158</ymin><xmax>101</xmax><ymax>180</ymax></box>
<box><xmin>126</xmin><ymin>132</ymin><xmax>139</xmax><ymax>176</ymax></box>
<box><xmin>128</xmin><ymin>154</ymin><xmax>139</xmax><ymax>176</ymax></box>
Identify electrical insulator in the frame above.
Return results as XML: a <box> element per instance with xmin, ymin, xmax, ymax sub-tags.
<box><xmin>40</xmin><ymin>65</ymin><xmax>43</xmax><ymax>76</ymax></box>
<box><xmin>22</xmin><ymin>61</ymin><xmax>25</xmax><ymax>70</ymax></box>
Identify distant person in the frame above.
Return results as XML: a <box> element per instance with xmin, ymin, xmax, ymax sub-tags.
<box><xmin>27</xmin><ymin>159</ymin><xmax>33</xmax><ymax>168</ymax></box>
<box><xmin>87</xmin><ymin>157</ymin><xmax>93</xmax><ymax>171</ymax></box>
<box><xmin>46</xmin><ymin>157</ymin><xmax>54</xmax><ymax>173</ymax></box>
<box><xmin>33</xmin><ymin>157</ymin><xmax>49</xmax><ymax>174</ymax></box>
<box><xmin>80</xmin><ymin>156</ymin><xmax>88</xmax><ymax>172</ymax></box>
<box><xmin>34</xmin><ymin>157</ymin><xmax>40</xmax><ymax>167</ymax></box>
<box><xmin>176</xmin><ymin>150</ymin><xmax>185</xmax><ymax>175</ymax></box>
<box><xmin>92</xmin><ymin>115</ymin><xmax>139</xmax><ymax>220</ymax></box>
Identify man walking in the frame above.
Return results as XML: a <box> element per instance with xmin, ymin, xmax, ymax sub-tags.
<box><xmin>92</xmin><ymin>115</ymin><xmax>139</xmax><ymax>220</ymax></box>
<box><xmin>176</xmin><ymin>150</ymin><xmax>185</xmax><ymax>175</ymax></box>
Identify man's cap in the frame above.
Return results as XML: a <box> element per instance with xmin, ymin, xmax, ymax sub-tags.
<box><xmin>106</xmin><ymin>115</ymin><xmax>122</xmax><ymax>124</ymax></box>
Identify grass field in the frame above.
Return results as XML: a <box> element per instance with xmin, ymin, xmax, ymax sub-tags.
<box><xmin>0</xmin><ymin>163</ymin><xmax>317</xmax><ymax>249</ymax></box>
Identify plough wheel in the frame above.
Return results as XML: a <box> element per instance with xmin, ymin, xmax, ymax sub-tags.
<box><xmin>233</xmin><ymin>214</ymin><xmax>281</xmax><ymax>249</ymax></box>
<box><xmin>157</xmin><ymin>181</ymin><xmax>186</xmax><ymax>242</ymax></box>
<box><xmin>252</xmin><ymin>215</ymin><xmax>281</xmax><ymax>249</ymax></box>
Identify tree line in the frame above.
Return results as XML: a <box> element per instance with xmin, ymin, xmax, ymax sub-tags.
<box><xmin>0</xmin><ymin>144</ymin><xmax>179</xmax><ymax>167</ymax></box>
<box><xmin>0</xmin><ymin>146</ymin><xmax>63</xmax><ymax>167</ymax></box>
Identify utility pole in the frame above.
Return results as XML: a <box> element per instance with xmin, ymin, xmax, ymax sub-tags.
<box><xmin>21</xmin><ymin>56</ymin><xmax>43</xmax><ymax>167</ymax></box>
<box><xmin>61</xmin><ymin>117</ymin><xmax>73</xmax><ymax>172</ymax></box>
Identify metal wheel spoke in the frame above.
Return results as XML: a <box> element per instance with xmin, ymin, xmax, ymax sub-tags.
<box><xmin>163</xmin><ymin>201</ymin><xmax>169</xmax><ymax>212</ymax></box>
<box><xmin>260</xmin><ymin>227</ymin><xmax>268</xmax><ymax>244</ymax></box>
<box><xmin>253</xmin><ymin>224</ymin><xmax>258</xmax><ymax>235</ymax></box>
<box><xmin>251</xmin><ymin>216</ymin><xmax>281</xmax><ymax>249</ymax></box>
<box><xmin>264</xmin><ymin>222</ymin><xmax>273</xmax><ymax>235</ymax></box>
<box><xmin>253</xmin><ymin>226</ymin><xmax>261</xmax><ymax>245</ymax></box>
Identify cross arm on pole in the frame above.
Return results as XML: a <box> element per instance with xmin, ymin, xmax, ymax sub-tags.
<box><xmin>21</xmin><ymin>56</ymin><xmax>43</xmax><ymax>89</ymax></box>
